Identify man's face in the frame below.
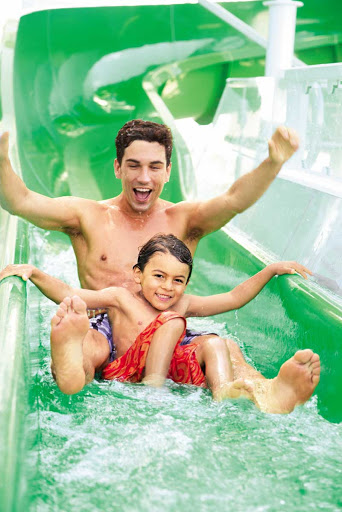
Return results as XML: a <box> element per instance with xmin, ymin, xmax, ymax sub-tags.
<box><xmin>114</xmin><ymin>140</ymin><xmax>171</xmax><ymax>213</ymax></box>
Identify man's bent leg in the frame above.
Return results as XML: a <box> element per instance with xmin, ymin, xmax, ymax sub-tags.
<box><xmin>224</xmin><ymin>340</ymin><xmax>320</xmax><ymax>413</ymax></box>
<box><xmin>50</xmin><ymin>296</ymin><xmax>110</xmax><ymax>395</ymax></box>
<box><xmin>252</xmin><ymin>349</ymin><xmax>320</xmax><ymax>414</ymax></box>
<box><xmin>194</xmin><ymin>336</ymin><xmax>255</xmax><ymax>402</ymax></box>
<box><xmin>225</xmin><ymin>338</ymin><xmax>265</xmax><ymax>381</ymax></box>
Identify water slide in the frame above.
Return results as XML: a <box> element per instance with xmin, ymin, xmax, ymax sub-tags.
<box><xmin>1</xmin><ymin>2</ymin><xmax>342</xmax><ymax>510</ymax></box>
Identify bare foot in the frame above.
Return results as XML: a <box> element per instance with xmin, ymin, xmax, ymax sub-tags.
<box><xmin>50</xmin><ymin>295</ymin><xmax>90</xmax><ymax>395</ymax></box>
<box><xmin>214</xmin><ymin>378</ymin><xmax>256</xmax><ymax>403</ymax></box>
<box><xmin>255</xmin><ymin>349</ymin><xmax>320</xmax><ymax>414</ymax></box>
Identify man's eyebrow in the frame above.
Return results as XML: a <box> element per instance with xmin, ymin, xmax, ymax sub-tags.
<box><xmin>125</xmin><ymin>158</ymin><xmax>164</xmax><ymax>165</ymax></box>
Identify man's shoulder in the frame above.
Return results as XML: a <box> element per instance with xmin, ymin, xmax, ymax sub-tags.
<box><xmin>163</xmin><ymin>199</ymin><xmax>197</xmax><ymax>215</ymax></box>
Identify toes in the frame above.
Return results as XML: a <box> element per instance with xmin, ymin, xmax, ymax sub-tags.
<box><xmin>243</xmin><ymin>380</ymin><xmax>253</xmax><ymax>394</ymax></box>
<box><xmin>63</xmin><ymin>296</ymin><xmax>72</xmax><ymax>308</ymax></box>
<box><xmin>232</xmin><ymin>378</ymin><xmax>245</xmax><ymax>389</ymax></box>
<box><xmin>231</xmin><ymin>379</ymin><xmax>253</xmax><ymax>396</ymax></box>
<box><xmin>59</xmin><ymin>301</ymin><xmax>68</xmax><ymax>312</ymax></box>
<box><xmin>311</xmin><ymin>353</ymin><xmax>320</xmax><ymax>364</ymax></box>
<box><xmin>294</xmin><ymin>349</ymin><xmax>314</xmax><ymax>364</ymax></box>
<box><xmin>56</xmin><ymin>306</ymin><xmax>67</xmax><ymax>318</ymax></box>
<box><xmin>312</xmin><ymin>360</ymin><xmax>320</xmax><ymax>371</ymax></box>
<box><xmin>51</xmin><ymin>314</ymin><xmax>61</xmax><ymax>328</ymax></box>
<box><xmin>312</xmin><ymin>374</ymin><xmax>320</xmax><ymax>386</ymax></box>
<box><xmin>71</xmin><ymin>295</ymin><xmax>87</xmax><ymax>314</ymax></box>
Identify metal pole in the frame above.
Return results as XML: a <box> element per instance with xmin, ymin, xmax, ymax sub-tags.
<box><xmin>198</xmin><ymin>0</ymin><xmax>304</xmax><ymax>67</ymax></box>
<box><xmin>264</xmin><ymin>0</ymin><xmax>303</xmax><ymax>77</ymax></box>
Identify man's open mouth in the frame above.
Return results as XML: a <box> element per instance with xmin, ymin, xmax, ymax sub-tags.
<box><xmin>134</xmin><ymin>188</ymin><xmax>152</xmax><ymax>202</ymax></box>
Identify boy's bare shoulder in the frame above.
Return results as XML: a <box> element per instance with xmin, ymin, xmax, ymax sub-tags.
<box><xmin>105</xmin><ymin>285</ymin><xmax>135</xmax><ymax>305</ymax></box>
<box><xmin>171</xmin><ymin>294</ymin><xmax>192</xmax><ymax>316</ymax></box>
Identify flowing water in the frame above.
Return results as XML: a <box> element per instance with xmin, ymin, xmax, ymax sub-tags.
<box><xmin>23</xmin><ymin>229</ymin><xmax>342</xmax><ymax>511</ymax></box>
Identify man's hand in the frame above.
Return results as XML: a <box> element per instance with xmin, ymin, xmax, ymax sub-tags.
<box><xmin>268</xmin><ymin>261</ymin><xmax>312</xmax><ymax>280</ymax></box>
<box><xmin>0</xmin><ymin>264</ymin><xmax>35</xmax><ymax>282</ymax></box>
<box><xmin>268</xmin><ymin>126</ymin><xmax>300</xmax><ymax>165</ymax></box>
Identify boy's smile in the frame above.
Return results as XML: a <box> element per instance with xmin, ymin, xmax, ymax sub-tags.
<box><xmin>134</xmin><ymin>251</ymin><xmax>190</xmax><ymax>311</ymax></box>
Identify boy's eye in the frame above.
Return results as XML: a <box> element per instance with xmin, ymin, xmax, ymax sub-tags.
<box><xmin>154</xmin><ymin>274</ymin><xmax>163</xmax><ymax>278</ymax></box>
<box><xmin>175</xmin><ymin>279</ymin><xmax>184</xmax><ymax>284</ymax></box>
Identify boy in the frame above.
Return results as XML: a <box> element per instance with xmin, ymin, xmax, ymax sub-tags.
<box><xmin>0</xmin><ymin>234</ymin><xmax>320</xmax><ymax>413</ymax></box>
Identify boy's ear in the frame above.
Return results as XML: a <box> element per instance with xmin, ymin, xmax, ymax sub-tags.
<box><xmin>133</xmin><ymin>266</ymin><xmax>142</xmax><ymax>284</ymax></box>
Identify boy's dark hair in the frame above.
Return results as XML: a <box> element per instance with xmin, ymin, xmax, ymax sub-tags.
<box><xmin>134</xmin><ymin>234</ymin><xmax>193</xmax><ymax>283</ymax></box>
<box><xmin>115</xmin><ymin>119</ymin><xmax>173</xmax><ymax>166</ymax></box>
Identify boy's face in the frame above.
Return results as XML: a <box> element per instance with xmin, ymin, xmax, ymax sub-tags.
<box><xmin>134</xmin><ymin>251</ymin><xmax>190</xmax><ymax>310</ymax></box>
<box><xmin>114</xmin><ymin>140</ymin><xmax>171</xmax><ymax>213</ymax></box>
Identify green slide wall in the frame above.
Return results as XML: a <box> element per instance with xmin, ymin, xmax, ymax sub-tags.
<box><xmin>1</xmin><ymin>3</ymin><xmax>342</xmax><ymax>511</ymax></box>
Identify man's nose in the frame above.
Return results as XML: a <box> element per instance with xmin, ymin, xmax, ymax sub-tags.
<box><xmin>137</xmin><ymin>167</ymin><xmax>150</xmax><ymax>183</ymax></box>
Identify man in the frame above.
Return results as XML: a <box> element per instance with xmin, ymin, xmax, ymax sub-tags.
<box><xmin>0</xmin><ymin>120</ymin><xmax>300</xmax><ymax>393</ymax></box>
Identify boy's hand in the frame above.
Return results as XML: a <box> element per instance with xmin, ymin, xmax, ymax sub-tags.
<box><xmin>269</xmin><ymin>261</ymin><xmax>312</xmax><ymax>280</ymax></box>
<box><xmin>0</xmin><ymin>264</ymin><xmax>35</xmax><ymax>282</ymax></box>
<box><xmin>268</xmin><ymin>126</ymin><xmax>299</xmax><ymax>165</ymax></box>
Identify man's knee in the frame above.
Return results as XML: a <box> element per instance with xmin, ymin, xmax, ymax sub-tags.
<box><xmin>202</xmin><ymin>336</ymin><xmax>227</xmax><ymax>354</ymax></box>
<box><xmin>225</xmin><ymin>338</ymin><xmax>244</xmax><ymax>358</ymax></box>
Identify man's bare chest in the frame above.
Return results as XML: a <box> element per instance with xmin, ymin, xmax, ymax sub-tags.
<box><xmin>71</xmin><ymin>209</ymin><xmax>188</xmax><ymax>287</ymax></box>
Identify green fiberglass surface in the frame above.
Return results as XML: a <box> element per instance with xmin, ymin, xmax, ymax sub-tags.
<box><xmin>14</xmin><ymin>227</ymin><xmax>342</xmax><ymax>511</ymax></box>
<box><xmin>1</xmin><ymin>2</ymin><xmax>342</xmax><ymax>510</ymax></box>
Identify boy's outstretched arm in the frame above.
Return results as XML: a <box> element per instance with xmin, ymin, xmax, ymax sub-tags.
<box><xmin>185</xmin><ymin>127</ymin><xmax>299</xmax><ymax>237</ymax></box>
<box><xmin>0</xmin><ymin>264</ymin><xmax>119</xmax><ymax>308</ymax></box>
<box><xmin>0</xmin><ymin>264</ymin><xmax>73</xmax><ymax>303</ymax></box>
<box><xmin>186</xmin><ymin>261</ymin><xmax>312</xmax><ymax>317</ymax></box>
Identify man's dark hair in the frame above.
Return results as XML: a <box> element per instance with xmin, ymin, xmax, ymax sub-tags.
<box><xmin>115</xmin><ymin>119</ymin><xmax>173</xmax><ymax>166</ymax></box>
<box><xmin>133</xmin><ymin>234</ymin><xmax>193</xmax><ymax>283</ymax></box>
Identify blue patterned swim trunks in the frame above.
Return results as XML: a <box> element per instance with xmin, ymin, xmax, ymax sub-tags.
<box><xmin>89</xmin><ymin>313</ymin><xmax>116</xmax><ymax>363</ymax></box>
<box><xmin>89</xmin><ymin>312</ymin><xmax>217</xmax><ymax>360</ymax></box>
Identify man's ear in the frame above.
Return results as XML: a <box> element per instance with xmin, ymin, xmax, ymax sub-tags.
<box><xmin>165</xmin><ymin>162</ymin><xmax>172</xmax><ymax>183</ymax></box>
<box><xmin>114</xmin><ymin>158</ymin><xmax>121</xmax><ymax>179</ymax></box>
<box><xmin>133</xmin><ymin>266</ymin><xmax>142</xmax><ymax>284</ymax></box>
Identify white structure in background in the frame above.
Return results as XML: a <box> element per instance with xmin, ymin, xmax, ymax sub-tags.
<box><xmin>264</xmin><ymin>0</ymin><xmax>303</xmax><ymax>77</ymax></box>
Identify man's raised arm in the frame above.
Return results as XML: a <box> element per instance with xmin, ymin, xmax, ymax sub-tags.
<box><xmin>0</xmin><ymin>132</ymin><xmax>81</xmax><ymax>231</ymax></box>
<box><xmin>186</xmin><ymin>126</ymin><xmax>299</xmax><ymax>237</ymax></box>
